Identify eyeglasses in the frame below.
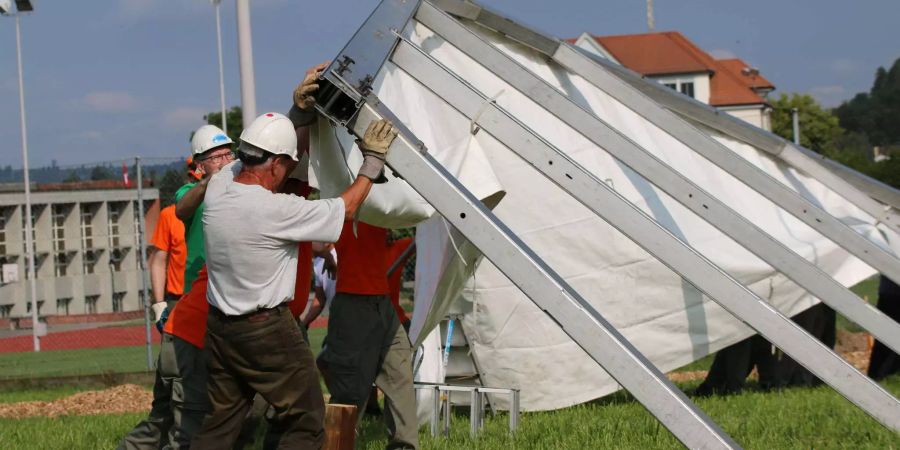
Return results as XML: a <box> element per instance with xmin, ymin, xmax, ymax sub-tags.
<box><xmin>198</xmin><ymin>151</ymin><xmax>234</xmax><ymax>163</ymax></box>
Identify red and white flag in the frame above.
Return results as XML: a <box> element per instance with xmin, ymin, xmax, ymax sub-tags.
<box><xmin>122</xmin><ymin>162</ymin><xmax>131</xmax><ymax>187</ymax></box>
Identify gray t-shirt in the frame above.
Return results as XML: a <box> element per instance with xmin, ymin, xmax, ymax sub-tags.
<box><xmin>203</xmin><ymin>161</ymin><xmax>344</xmax><ymax>315</ymax></box>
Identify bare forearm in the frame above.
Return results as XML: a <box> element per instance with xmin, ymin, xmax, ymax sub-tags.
<box><xmin>148</xmin><ymin>251</ymin><xmax>168</xmax><ymax>304</ymax></box>
<box><xmin>339</xmin><ymin>176</ymin><xmax>373</xmax><ymax>220</ymax></box>
<box><xmin>303</xmin><ymin>293</ymin><xmax>325</xmax><ymax>326</ymax></box>
<box><xmin>175</xmin><ymin>180</ymin><xmax>208</xmax><ymax>222</ymax></box>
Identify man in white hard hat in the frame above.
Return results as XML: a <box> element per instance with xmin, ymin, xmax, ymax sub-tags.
<box><xmin>190</xmin><ymin>111</ymin><xmax>398</xmax><ymax>449</ymax></box>
<box><xmin>175</xmin><ymin>125</ymin><xmax>235</xmax><ymax>295</ymax></box>
<box><xmin>119</xmin><ymin>124</ymin><xmax>233</xmax><ymax>450</ymax></box>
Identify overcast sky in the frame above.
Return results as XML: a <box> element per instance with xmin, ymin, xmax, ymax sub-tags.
<box><xmin>0</xmin><ymin>0</ymin><xmax>897</xmax><ymax>169</ymax></box>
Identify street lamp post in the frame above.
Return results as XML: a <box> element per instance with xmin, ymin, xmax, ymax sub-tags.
<box><xmin>2</xmin><ymin>0</ymin><xmax>40</xmax><ymax>352</ymax></box>
<box><xmin>212</xmin><ymin>0</ymin><xmax>227</xmax><ymax>134</ymax></box>
<box><xmin>235</xmin><ymin>0</ymin><xmax>256</xmax><ymax>125</ymax></box>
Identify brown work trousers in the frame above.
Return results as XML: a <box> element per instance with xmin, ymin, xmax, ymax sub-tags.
<box><xmin>192</xmin><ymin>305</ymin><xmax>325</xmax><ymax>450</ymax></box>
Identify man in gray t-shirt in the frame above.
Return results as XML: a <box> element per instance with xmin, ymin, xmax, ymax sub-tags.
<box><xmin>191</xmin><ymin>109</ymin><xmax>398</xmax><ymax>449</ymax></box>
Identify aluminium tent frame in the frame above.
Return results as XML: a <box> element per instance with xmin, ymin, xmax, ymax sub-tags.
<box><xmin>425</xmin><ymin>0</ymin><xmax>900</xmax><ymax>358</ymax></box>
<box><xmin>311</xmin><ymin>0</ymin><xmax>900</xmax><ymax>447</ymax></box>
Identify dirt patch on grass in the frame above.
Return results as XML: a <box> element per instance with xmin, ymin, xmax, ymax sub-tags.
<box><xmin>0</xmin><ymin>384</ymin><xmax>151</xmax><ymax>418</ymax></box>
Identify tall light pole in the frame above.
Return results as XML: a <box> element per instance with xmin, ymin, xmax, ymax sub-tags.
<box><xmin>235</xmin><ymin>0</ymin><xmax>256</xmax><ymax>126</ymax></box>
<box><xmin>212</xmin><ymin>0</ymin><xmax>227</xmax><ymax>134</ymax></box>
<box><xmin>2</xmin><ymin>0</ymin><xmax>40</xmax><ymax>352</ymax></box>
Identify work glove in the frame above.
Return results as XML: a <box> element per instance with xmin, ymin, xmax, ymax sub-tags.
<box><xmin>151</xmin><ymin>302</ymin><xmax>169</xmax><ymax>334</ymax></box>
<box><xmin>293</xmin><ymin>62</ymin><xmax>328</xmax><ymax>111</ymax></box>
<box><xmin>357</xmin><ymin>119</ymin><xmax>399</xmax><ymax>182</ymax></box>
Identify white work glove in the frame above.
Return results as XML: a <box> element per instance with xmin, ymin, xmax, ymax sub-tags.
<box><xmin>357</xmin><ymin>119</ymin><xmax>399</xmax><ymax>182</ymax></box>
<box><xmin>151</xmin><ymin>302</ymin><xmax>167</xmax><ymax>323</ymax></box>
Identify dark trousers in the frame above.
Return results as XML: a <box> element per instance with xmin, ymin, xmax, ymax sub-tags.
<box><xmin>869</xmin><ymin>275</ymin><xmax>900</xmax><ymax>379</ymax></box>
<box><xmin>697</xmin><ymin>302</ymin><xmax>836</xmax><ymax>395</ymax></box>
<box><xmin>192</xmin><ymin>305</ymin><xmax>325</xmax><ymax>450</ymax></box>
<box><xmin>318</xmin><ymin>294</ymin><xmax>418</xmax><ymax>450</ymax></box>
<box><xmin>119</xmin><ymin>333</ymin><xmax>210</xmax><ymax>450</ymax></box>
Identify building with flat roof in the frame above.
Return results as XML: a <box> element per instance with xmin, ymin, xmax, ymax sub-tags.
<box><xmin>0</xmin><ymin>181</ymin><xmax>159</xmax><ymax>326</ymax></box>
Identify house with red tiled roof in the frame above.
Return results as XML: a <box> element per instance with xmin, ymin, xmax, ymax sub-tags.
<box><xmin>569</xmin><ymin>31</ymin><xmax>775</xmax><ymax>131</ymax></box>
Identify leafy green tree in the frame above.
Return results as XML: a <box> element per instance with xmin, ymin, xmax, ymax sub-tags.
<box><xmin>158</xmin><ymin>169</ymin><xmax>185</xmax><ymax>207</ymax></box>
<box><xmin>835</xmin><ymin>58</ymin><xmax>900</xmax><ymax>146</ymax></box>
<box><xmin>770</xmin><ymin>93</ymin><xmax>843</xmax><ymax>154</ymax></box>
<box><xmin>63</xmin><ymin>170</ymin><xmax>81</xmax><ymax>183</ymax></box>
<box><xmin>89</xmin><ymin>165</ymin><xmax>115</xmax><ymax>181</ymax></box>
<box><xmin>201</xmin><ymin>106</ymin><xmax>243</xmax><ymax>145</ymax></box>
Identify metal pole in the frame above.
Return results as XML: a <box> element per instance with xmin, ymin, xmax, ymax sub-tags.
<box><xmin>136</xmin><ymin>157</ymin><xmax>153</xmax><ymax>370</ymax></box>
<box><xmin>792</xmin><ymin>107</ymin><xmax>800</xmax><ymax>145</ymax></box>
<box><xmin>214</xmin><ymin>0</ymin><xmax>227</xmax><ymax>134</ymax></box>
<box><xmin>15</xmin><ymin>14</ymin><xmax>39</xmax><ymax>352</ymax></box>
<box><xmin>235</xmin><ymin>0</ymin><xmax>256</xmax><ymax>125</ymax></box>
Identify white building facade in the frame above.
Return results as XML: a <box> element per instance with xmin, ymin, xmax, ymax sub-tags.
<box><xmin>0</xmin><ymin>186</ymin><xmax>158</xmax><ymax>324</ymax></box>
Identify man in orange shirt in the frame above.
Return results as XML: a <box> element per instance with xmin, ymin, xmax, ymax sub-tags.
<box><xmin>318</xmin><ymin>221</ymin><xmax>418</xmax><ymax>449</ymax></box>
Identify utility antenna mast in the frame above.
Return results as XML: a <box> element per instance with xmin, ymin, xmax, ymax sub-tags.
<box><xmin>647</xmin><ymin>0</ymin><xmax>655</xmax><ymax>31</ymax></box>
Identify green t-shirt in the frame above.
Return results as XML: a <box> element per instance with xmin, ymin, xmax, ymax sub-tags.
<box><xmin>175</xmin><ymin>183</ymin><xmax>205</xmax><ymax>294</ymax></box>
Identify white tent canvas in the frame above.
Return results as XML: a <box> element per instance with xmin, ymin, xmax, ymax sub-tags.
<box><xmin>305</xmin><ymin>5</ymin><xmax>895</xmax><ymax>416</ymax></box>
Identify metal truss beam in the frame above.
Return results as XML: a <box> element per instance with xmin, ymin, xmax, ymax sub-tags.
<box><xmin>580</xmin><ymin>50</ymin><xmax>900</xmax><ymax>234</ymax></box>
<box><xmin>413</xmin><ymin>1</ymin><xmax>900</xmax><ymax>431</ymax></box>
<box><xmin>313</xmin><ymin>1</ymin><xmax>738</xmax><ymax>447</ymax></box>
<box><xmin>430</xmin><ymin>0</ymin><xmax>900</xmax><ymax>248</ymax></box>
<box><xmin>357</xmin><ymin>99</ymin><xmax>738</xmax><ymax>449</ymax></box>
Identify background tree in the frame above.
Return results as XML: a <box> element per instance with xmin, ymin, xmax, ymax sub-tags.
<box><xmin>89</xmin><ymin>165</ymin><xmax>114</xmax><ymax>181</ymax></box>
<box><xmin>200</xmin><ymin>106</ymin><xmax>243</xmax><ymax>145</ymax></box>
<box><xmin>157</xmin><ymin>169</ymin><xmax>185</xmax><ymax>207</ymax></box>
<box><xmin>770</xmin><ymin>93</ymin><xmax>843</xmax><ymax>154</ymax></box>
<box><xmin>63</xmin><ymin>170</ymin><xmax>81</xmax><ymax>183</ymax></box>
<box><xmin>835</xmin><ymin>58</ymin><xmax>900</xmax><ymax>147</ymax></box>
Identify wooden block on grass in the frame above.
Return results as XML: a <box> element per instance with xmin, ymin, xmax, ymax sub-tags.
<box><xmin>324</xmin><ymin>403</ymin><xmax>358</xmax><ymax>450</ymax></box>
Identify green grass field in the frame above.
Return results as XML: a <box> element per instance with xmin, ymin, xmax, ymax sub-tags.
<box><xmin>1</xmin><ymin>377</ymin><xmax>898</xmax><ymax>449</ymax></box>
<box><xmin>0</xmin><ymin>328</ymin><xmax>328</xmax><ymax>381</ymax></box>
<box><xmin>1</xmin><ymin>277</ymin><xmax>896</xmax><ymax>448</ymax></box>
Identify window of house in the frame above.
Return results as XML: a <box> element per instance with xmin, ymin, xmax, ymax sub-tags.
<box><xmin>57</xmin><ymin>298</ymin><xmax>72</xmax><ymax>316</ymax></box>
<box><xmin>80</xmin><ymin>204</ymin><xmax>94</xmax><ymax>250</ymax></box>
<box><xmin>83</xmin><ymin>250</ymin><xmax>97</xmax><ymax>275</ymax></box>
<box><xmin>21</xmin><ymin>206</ymin><xmax>39</xmax><ymax>259</ymax></box>
<box><xmin>110</xmin><ymin>248</ymin><xmax>123</xmax><ymax>272</ymax></box>
<box><xmin>108</xmin><ymin>203</ymin><xmax>124</xmax><ymax>248</ymax></box>
<box><xmin>680</xmin><ymin>82</ymin><xmax>695</xmax><ymax>98</ymax></box>
<box><xmin>0</xmin><ymin>304</ymin><xmax>12</xmax><ymax>318</ymax></box>
<box><xmin>52</xmin><ymin>205</ymin><xmax>67</xmax><ymax>253</ymax></box>
<box><xmin>26</xmin><ymin>300</ymin><xmax>44</xmax><ymax>315</ymax></box>
<box><xmin>112</xmin><ymin>292</ymin><xmax>125</xmax><ymax>313</ymax></box>
<box><xmin>0</xmin><ymin>207</ymin><xmax>8</xmax><ymax>256</ymax></box>
<box><xmin>54</xmin><ymin>253</ymin><xmax>69</xmax><ymax>277</ymax></box>
<box><xmin>85</xmin><ymin>295</ymin><xmax>99</xmax><ymax>314</ymax></box>
<box><xmin>663</xmin><ymin>83</ymin><xmax>677</xmax><ymax>90</ymax></box>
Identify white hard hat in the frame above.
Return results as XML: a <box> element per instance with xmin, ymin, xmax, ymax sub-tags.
<box><xmin>239</xmin><ymin>113</ymin><xmax>299</xmax><ymax>161</ymax></box>
<box><xmin>191</xmin><ymin>125</ymin><xmax>233</xmax><ymax>156</ymax></box>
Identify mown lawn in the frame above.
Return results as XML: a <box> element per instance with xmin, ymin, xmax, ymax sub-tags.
<box><xmin>0</xmin><ymin>328</ymin><xmax>328</xmax><ymax>381</ymax></box>
<box><xmin>1</xmin><ymin>376</ymin><xmax>898</xmax><ymax>449</ymax></box>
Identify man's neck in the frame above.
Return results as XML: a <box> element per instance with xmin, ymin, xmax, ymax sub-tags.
<box><xmin>235</xmin><ymin>169</ymin><xmax>277</xmax><ymax>192</ymax></box>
